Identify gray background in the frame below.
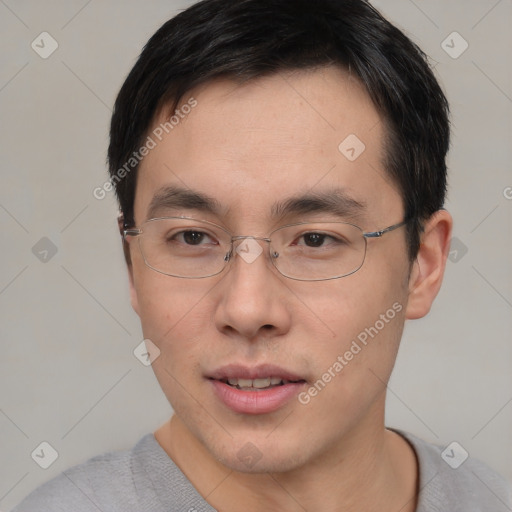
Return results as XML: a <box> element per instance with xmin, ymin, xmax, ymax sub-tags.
<box><xmin>1</xmin><ymin>0</ymin><xmax>511</xmax><ymax>508</ymax></box>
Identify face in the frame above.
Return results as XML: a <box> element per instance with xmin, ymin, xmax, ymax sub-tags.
<box><xmin>128</xmin><ymin>67</ymin><xmax>413</xmax><ymax>473</ymax></box>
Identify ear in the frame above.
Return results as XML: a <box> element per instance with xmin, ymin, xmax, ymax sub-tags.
<box><xmin>118</xmin><ymin>213</ymin><xmax>140</xmax><ymax>316</ymax></box>
<box><xmin>127</xmin><ymin>262</ymin><xmax>140</xmax><ymax>317</ymax></box>
<box><xmin>405</xmin><ymin>209</ymin><xmax>453</xmax><ymax>320</ymax></box>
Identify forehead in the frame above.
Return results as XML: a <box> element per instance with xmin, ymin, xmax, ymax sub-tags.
<box><xmin>134</xmin><ymin>66</ymin><xmax>402</xmax><ymax>227</ymax></box>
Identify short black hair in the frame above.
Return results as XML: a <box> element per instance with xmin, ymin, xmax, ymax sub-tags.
<box><xmin>108</xmin><ymin>0</ymin><xmax>450</xmax><ymax>261</ymax></box>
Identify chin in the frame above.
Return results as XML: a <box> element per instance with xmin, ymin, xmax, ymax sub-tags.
<box><xmin>204</xmin><ymin>432</ymin><xmax>314</xmax><ymax>474</ymax></box>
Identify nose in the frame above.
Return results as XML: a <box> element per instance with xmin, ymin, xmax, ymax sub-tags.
<box><xmin>213</xmin><ymin>237</ymin><xmax>292</xmax><ymax>341</ymax></box>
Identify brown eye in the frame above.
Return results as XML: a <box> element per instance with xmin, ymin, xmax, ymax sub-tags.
<box><xmin>303</xmin><ymin>233</ymin><xmax>326</xmax><ymax>247</ymax></box>
<box><xmin>168</xmin><ymin>230</ymin><xmax>216</xmax><ymax>246</ymax></box>
<box><xmin>183</xmin><ymin>231</ymin><xmax>206</xmax><ymax>245</ymax></box>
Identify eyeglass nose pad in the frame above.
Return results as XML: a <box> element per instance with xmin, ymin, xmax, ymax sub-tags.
<box><xmin>222</xmin><ymin>241</ymin><xmax>248</xmax><ymax>265</ymax></box>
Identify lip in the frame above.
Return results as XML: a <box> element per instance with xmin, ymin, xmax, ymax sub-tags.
<box><xmin>207</xmin><ymin>363</ymin><xmax>305</xmax><ymax>382</ymax></box>
<box><xmin>207</xmin><ymin>364</ymin><xmax>307</xmax><ymax>415</ymax></box>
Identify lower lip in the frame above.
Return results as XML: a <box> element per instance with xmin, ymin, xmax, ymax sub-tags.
<box><xmin>210</xmin><ymin>380</ymin><xmax>306</xmax><ymax>414</ymax></box>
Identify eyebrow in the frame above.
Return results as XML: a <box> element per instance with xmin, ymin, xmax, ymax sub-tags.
<box><xmin>271</xmin><ymin>189</ymin><xmax>367</xmax><ymax>221</ymax></box>
<box><xmin>147</xmin><ymin>185</ymin><xmax>366</xmax><ymax>222</ymax></box>
<box><xmin>147</xmin><ymin>186</ymin><xmax>223</xmax><ymax>220</ymax></box>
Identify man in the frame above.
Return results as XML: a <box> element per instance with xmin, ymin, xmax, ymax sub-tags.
<box><xmin>13</xmin><ymin>0</ymin><xmax>511</xmax><ymax>510</ymax></box>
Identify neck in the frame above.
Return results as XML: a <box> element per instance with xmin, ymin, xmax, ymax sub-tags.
<box><xmin>155</xmin><ymin>412</ymin><xmax>418</xmax><ymax>512</ymax></box>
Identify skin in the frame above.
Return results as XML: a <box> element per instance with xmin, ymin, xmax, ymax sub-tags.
<box><xmin>125</xmin><ymin>66</ymin><xmax>452</xmax><ymax>512</ymax></box>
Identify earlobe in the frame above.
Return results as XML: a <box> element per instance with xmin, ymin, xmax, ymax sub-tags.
<box><xmin>405</xmin><ymin>209</ymin><xmax>453</xmax><ymax>320</ymax></box>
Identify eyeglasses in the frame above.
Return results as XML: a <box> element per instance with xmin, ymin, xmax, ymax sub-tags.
<box><xmin>123</xmin><ymin>216</ymin><xmax>408</xmax><ymax>281</ymax></box>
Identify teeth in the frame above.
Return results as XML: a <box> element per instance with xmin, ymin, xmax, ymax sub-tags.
<box><xmin>253</xmin><ymin>378</ymin><xmax>271</xmax><ymax>389</ymax></box>
<box><xmin>225</xmin><ymin>377</ymin><xmax>287</xmax><ymax>388</ymax></box>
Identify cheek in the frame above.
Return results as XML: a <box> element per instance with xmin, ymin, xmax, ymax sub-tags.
<box><xmin>297</xmin><ymin>263</ymin><xmax>407</xmax><ymax>346</ymax></box>
<box><xmin>134</xmin><ymin>269</ymin><xmax>215</xmax><ymax>355</ymax></box>
<box><xmin>295</xmin><ymin>257</ymin><xmax>409</xmax><ymax>398</ymax></box>
<box><xmin>294</xmin><ymin>282</ymin><xmax>407</xmax><ymax>438</ymax></box>
<box><xmin>134</xmin><ymin>273</ymin><xmax>217</xmax><ymax>409</ymax></box>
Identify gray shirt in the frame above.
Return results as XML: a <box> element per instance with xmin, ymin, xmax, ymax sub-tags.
<box><xmin>11</xmin><ymin>430</ymin><xmax>512</xmax><ymax>511</ymax></box>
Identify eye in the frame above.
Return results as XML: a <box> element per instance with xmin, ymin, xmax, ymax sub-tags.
<box><xmin>171</xmin><ymin>230</ymin><xmax>216</xmax><ymax>246</ymax></box>
<box><xmin>301</xmin><ymin>233</ymin><xmax>327</xmax><ymax>247</ymax></box>
<box><xmin>295</xmin><ymin>232</ymin><xmax>341</xmax><ymax>248</ymax></box>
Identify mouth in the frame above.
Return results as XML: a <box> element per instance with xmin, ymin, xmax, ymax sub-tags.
<box><xmin>217</xmin><ymin>376</ymin><xmax>305</xmax><ymax>391</ymax></box>
<box><xmin>207</xmin><ymin>364</ymin><xmax>307</xmax><ymax>414</ymax></box>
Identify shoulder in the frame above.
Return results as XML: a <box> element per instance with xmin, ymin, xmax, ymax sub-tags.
<box><xmin>396</xmin><ymin>429</ymin><xmax>512</xmax><ymax>512</ymax></box>
<box><xmin>10</xmin><ymin>434</ymin><xmax>159</xmax><ymax>512</ymax></box>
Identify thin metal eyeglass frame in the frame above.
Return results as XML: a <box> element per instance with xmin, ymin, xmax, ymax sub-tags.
<box><xmin>123</xmin><ymin>217</ymin><xmax>409</xmax><ymax>281</ymax></box>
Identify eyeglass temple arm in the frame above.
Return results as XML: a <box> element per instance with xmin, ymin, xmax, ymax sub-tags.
<box><xmin>363</xmin><ymin>219</ymin><xmax>409</xmax><ymax>239</ymax></box>
<box><xmin>123</xmin><ymin>228</ymin><xmax>142</xmax><ymax>237</ymax></box>
<box><xmin>118</xmin><ymin>213</ymin><xmax>143</xmax><ymax>240</ymax></box>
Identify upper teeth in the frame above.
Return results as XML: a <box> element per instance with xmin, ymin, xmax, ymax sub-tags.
<box><xmin>227</xmin><ymin>377</ymin><xmax>286</xmax><ymax>388</ymax></box>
